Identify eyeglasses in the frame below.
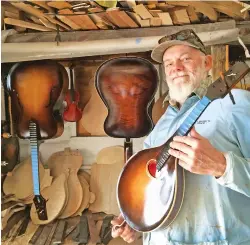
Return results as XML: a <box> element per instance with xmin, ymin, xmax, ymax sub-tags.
<box><xmin>158</xmin><ymin>29</ymin><xmax>206</xmax><ymax>54</ymax></box>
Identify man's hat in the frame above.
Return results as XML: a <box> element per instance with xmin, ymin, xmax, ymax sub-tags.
<box><xmin>151</xmin><ymin>29</ymin><xmax>207</xmax><ymax>63</ymax></box>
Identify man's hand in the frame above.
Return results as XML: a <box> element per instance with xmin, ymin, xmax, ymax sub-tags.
<box><xmin>111</xmin><ymin>214</ymin><xmax>136</xmax><ymax>243</ymax></box>
<box><xmin>168</xmin><ymin>128</ymin><xmax>226</xmax><ymax>177</ymax></box>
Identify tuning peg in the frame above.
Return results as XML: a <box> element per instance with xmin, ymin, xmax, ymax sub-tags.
<box><xmin>220</xmin><ymin>72</ymin><xmax>236</xmax><ymax>105</ymax></box>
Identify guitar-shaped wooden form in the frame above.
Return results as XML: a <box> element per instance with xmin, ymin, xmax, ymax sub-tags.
<box><xmin>63</xmin><ymin>66</ymin><xmax>82</xmax><ymax>122</ymax></box>
<box><xmin>117</xmin><ymin>62</ymin><xmax>250</xmax><ymax>232</ymax></box>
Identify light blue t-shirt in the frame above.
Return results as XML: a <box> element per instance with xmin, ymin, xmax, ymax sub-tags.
<box><xmin>143</xmin><ymin>89</ymin><xmax>250</xmax><ymax>245</ymax></box>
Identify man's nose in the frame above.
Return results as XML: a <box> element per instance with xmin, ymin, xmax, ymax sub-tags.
<box><xmin>172</xmin><ymin>60</ymin><xmax>184</xmax><ymax>71</ymax></box>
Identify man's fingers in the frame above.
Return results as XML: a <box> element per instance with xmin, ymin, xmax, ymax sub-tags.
<box><xmin>124</xmin><ymin>233</ymin><xmax>136</xmax><ymax>243</ymax></box>
<box><xmin>120</xmin><ymin>224</ymin><xmax>135</xmax><ymax>239</ymax></box>
<box><xmin>168</xmin><ymin>148</ymin><xmax>191</xmax><ymax>164</ymax></box>
<box><xmin>173</xmin><ymin>135</ymin><xmax>199</xmax><ymax>148</ymax></box>
<box><xmin>177</xmin><ymin>159</ymin><xmax>192</xmax><ymax>172</ymax></box>
<box><xmin>190</xmin><ymin>127</ymin><xmax>203</xmax><ymax>139</ymax></box>
<box><xmin>111</xmin><ymin>214</ymin><xmax>125</xmax><ymax>238</ymax></box>
<box><xmin>111</xmin><ymin>214</ymin><xmax>124</xmax><ymax>226</ymax></box>
<box><xmin>111</xmin><ymin>228</ymin><xmax>123</xmax><ymax>238</ymax></box>
<box><xmin>170</xmin><ymin>141</ymin><xmax>193</xmax><ymax>156</ymax></box>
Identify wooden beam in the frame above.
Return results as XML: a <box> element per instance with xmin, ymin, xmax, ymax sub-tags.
<box><xmin>1</xmin><ymin>28</ymin><xmax>244</xmax><ymax>63</ymax></box>
<box><xmin>211</xmin><ymin>45</ymin><xmax>226</xmax><ymax>81</ymax></box>
<box><xmin>5</xmin><ymin>20</ymin><xmax>236</xmax><ymax>43</ymax></box>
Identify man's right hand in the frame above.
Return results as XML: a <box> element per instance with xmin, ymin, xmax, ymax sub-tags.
<box><xmin>111</xmin><ymin>214</ymin><xmax>137</xmax><ymax>243</ymax></box>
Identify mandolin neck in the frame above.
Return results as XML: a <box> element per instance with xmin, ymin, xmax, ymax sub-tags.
<box><xmin>29</xmin><ymin>121</ymin><xmax>48</xmax><ymax>220</ymax></box>
<box><xmin>124</xmin><ymin>138</ymin><xmax>133</xmax><ymax>163</ymax></box>
<box><xmin>176</xmin><ymin>96</ymin><xmax>211</xmax><ymax>136</ymax></box>
<box><xmin>156</xmin><ymin>96</ymin><xmax>211</xmax><ymax>171</ymax></box>
<box><xmin>29</xmin><ymin>121</ymin><xmax>40</xmax><ymax>195</ymax></box>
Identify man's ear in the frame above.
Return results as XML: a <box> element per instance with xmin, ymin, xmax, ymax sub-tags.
<box><xmin>204</xmin><ymin>55</ymin><xmax>213</xmax><ymax>71</ymax></box>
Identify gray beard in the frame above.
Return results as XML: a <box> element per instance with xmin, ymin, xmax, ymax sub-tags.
<box><xmin>168</xmin><ymin>81</ymin><xmax>197</xmax><ymax>104</ymax></box>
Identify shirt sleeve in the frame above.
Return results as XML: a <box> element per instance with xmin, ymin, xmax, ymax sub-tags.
<box><xmin>143</xmin><ymin>132</ymin><xmax>153</xmax><ymax>149</ymax></box>
<box><xmin>215</xmin><ymin>89</ymin><xmax>250</xmax><ymax>197</ymax></box>
<box><xmin>216</xmin><ymin>152</ymin><xmax>250</xmax><ymax>197</ymax></box>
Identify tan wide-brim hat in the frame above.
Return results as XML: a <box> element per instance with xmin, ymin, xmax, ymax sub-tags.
<box><xmin>151</xmin><ymin>29</ymin><xmax>207</xmax><ymax>63</ymax></box>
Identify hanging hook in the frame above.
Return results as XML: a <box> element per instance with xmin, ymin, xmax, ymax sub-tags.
<box><xmin>55</xmin><ymin>24</ymin><xmax>61</xmax><ymax>46</ymax></box>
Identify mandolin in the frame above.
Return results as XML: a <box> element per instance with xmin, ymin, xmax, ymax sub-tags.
<box><xmin>6</xmin><ymin>60</ymin><xmax>68</xmax><ymax>220</ymax></box>
<box><xmin>117</xmin><ymin>62</ymin><xmax>250</xmax><ymax>232</ymax></box>
<box><xmin>95</xmin><ymin>57</ymin><xmax>158</xmax><ymax>139</ymax></box>
<box><xmin>63</xmin><ymin>66</ymin><xmax>82</xmax><ymax>122</ymax></box>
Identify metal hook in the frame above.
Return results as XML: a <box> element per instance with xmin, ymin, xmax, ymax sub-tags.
<box><xmin>55</xmin><ymin>24</ymin><xmax>61</xmax><ymax>46</ymax></box>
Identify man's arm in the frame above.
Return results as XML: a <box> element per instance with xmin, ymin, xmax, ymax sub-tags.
<box><xmin>215</xmin><ymin>90</ymin><xmax>250</xmax><ymax>197</ymax></box>
<box><xmin>216</xmin><ymin>152</ymin><xmax>250</xmax><ymax>197</ymax></box>
<box><xmin>169</xmin><ymin>89</ymin><xmax>250</xmax><ymax>197</ymax></box>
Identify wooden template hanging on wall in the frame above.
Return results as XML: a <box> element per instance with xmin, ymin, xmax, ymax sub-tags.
<box><xmin>80</xmin><ymin>79</ymin><xmax>108</xmax><ymax>136</ymax></box>
<box><xmin>75</xmin><ymin>63</ymin><xmax>107</xmax><ymax>136</ymax></box>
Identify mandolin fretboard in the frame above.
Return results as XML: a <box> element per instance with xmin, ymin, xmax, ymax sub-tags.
<box><xmin>156</xmin><ymin>96</ymin><xmax>211</xmax><ymax>171</ymax></box>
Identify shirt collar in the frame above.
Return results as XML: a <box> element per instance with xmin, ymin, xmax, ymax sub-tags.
<box><xmin>162</xmin><ymin>75</ymin><xmax>213</xmax><ymax>109</ymax></box>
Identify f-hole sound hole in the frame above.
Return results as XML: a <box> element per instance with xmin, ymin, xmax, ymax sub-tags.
<box><xmin>147</xmin><ymin>159</ymin><xmax>157</xmax><ymax>178</ymax></box>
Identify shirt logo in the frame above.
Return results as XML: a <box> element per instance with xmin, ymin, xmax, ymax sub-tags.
<box><xmin>196</xmin><ymin>120</ymin><xmax>211</xmax><ymax>125</ymax></box>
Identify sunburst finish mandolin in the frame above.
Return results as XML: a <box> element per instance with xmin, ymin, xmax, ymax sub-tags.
<box><xmin>6</xmin><ymin>60</ymin><xmax>68</xmax><ymax>220</ymax></box>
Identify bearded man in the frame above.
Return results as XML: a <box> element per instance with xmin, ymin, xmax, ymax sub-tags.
<box><xmin>111</xmin><ymin>29</ymin><xmax>250</xmax><ymax>245</ymax></box>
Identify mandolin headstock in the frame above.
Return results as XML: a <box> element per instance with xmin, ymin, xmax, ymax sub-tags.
<box><xmin>206</xmin><ymin>62</ymin><xmax>250</xmax><ymax>101</ymax></box>
<box><xmin>33</xmin><ymin>195</ymin><xmax>48</xmax><ymax>220</ymax></box>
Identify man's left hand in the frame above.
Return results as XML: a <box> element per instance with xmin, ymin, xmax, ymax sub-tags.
<box><xmin>168</xmin><ymin>128</ymin><xmax>226</xmax><ymax>177</ymax></box>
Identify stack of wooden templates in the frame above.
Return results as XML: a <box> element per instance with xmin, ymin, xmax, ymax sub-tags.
<box><xmin>30</xmin><ymin>147</ymin><xmax>95</xmax><ymax>225</ymax></box>
<box><xmin>3</xmin><ymin>156</ymin><xmax>52</xmax><ymax>205</ymax></box>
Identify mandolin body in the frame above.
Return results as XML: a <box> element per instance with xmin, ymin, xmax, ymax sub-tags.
<box><xmin>117</xmin><ymin>146</ymin><xmax>185</xmax><ymax>232</ymax></box>
<box><xmin>6</xmin><ymin>60</ymin><xmax>68</xmax><ymax>140</ymax></box>
<box><xmin>96</xmin><ymin>57</ymin><xmax>158</xmax><ymax>138</ymax></box>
